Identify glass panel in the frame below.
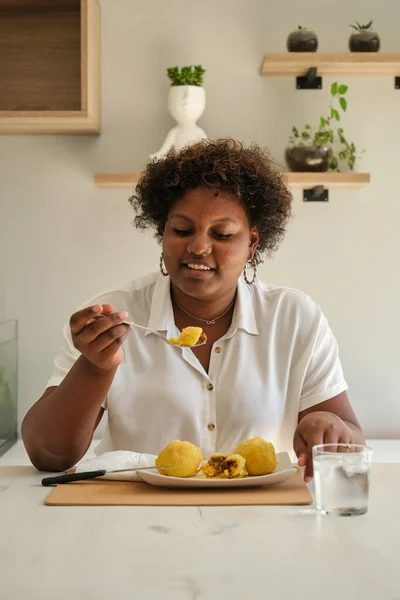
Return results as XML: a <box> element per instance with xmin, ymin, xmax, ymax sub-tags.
<box><xmin>0</xmin><ymin>319</ymin><xmax>17</xmax><ymax>456</ymax></box>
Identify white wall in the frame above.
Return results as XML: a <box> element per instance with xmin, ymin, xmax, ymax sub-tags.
<box><xmin>1</xmin><ymin>0</ymin><xmax>399</xmax><ymax>437</ymax></box>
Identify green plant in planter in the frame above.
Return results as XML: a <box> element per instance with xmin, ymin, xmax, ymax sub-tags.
<box><xmin>0</xmin><ymin>366</ymin><xmax>15</xmax><ymax>440</ymax></box>
<box><xmin>0</xmin><ymin>367</ymin><xmax>13</xmax><ymax>407</ymax></box>
<box><xmin>350</xmin><ymin>19</ymin><xmax>374</xmax><ymax>32</ymax></box>
<box><xmin>288</xmin><ymin>82</ymin><xmax>365</xmax><ymax>171</ymax></box>
<box><xmin>167</xmin><ymin>65</ymin><xmax>206</xmax><ymax>86</ymax></box>
<box><xmin>349</xmin><ymin>20</ymin><xmax>380</xmax><ymax>52</ymax></box>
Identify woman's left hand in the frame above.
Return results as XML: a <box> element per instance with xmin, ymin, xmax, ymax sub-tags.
<box><xmin>293</xmin><ymin>411</ymin><xmax>354</xmax><ymax>482</ymax></box>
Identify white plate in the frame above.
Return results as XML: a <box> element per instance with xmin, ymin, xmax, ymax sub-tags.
<box><xmin>137</xmin><ymin>452</ymin><xmax>297</xmax><ymax>488</ymax></box>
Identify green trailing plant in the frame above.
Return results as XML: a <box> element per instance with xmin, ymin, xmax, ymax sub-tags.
<box><xmin>167</xmin><ymin>65</ymin><xmax>206</xmax><ymax>87</ymax></box>
<box><xmin>350</xmin><ymin>19</ymin><xmax>374</xmax><ymax>32</ymax></box>
<box><xmin>288</xmin><ymin>82</ymin><xmax>365</xmax><ymax>171</ymax></box>
<box><xmin>0</xmin><ymin>366</ymin><xmax>15</xmax><ymax>440</ymax></box>
<box><xmin>0</xmin><ymin>367</ymin><xmax>13</xmax><ymax>406</ymax></box>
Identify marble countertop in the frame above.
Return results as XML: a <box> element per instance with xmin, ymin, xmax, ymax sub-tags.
<box><xmin>1</xmin><ymin>440</ymin><xmax>399</xmax><ymax>600</ymax></box>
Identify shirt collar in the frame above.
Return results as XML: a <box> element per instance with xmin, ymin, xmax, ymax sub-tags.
<box><xmin>146</xmin><ymin>272</ymin><xmax>259</xmax><ymax>336</ymax></box>
<box><xmin>146</xmin><ymin>274</ymin><xmax>174</xmax><ymax>334</ymax></box>
<box><xmin>229</xmin><ymin>275</ymin><xmax>259</xmax><ymax>336</ymax></box>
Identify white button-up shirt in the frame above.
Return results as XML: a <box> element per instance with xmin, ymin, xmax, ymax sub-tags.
<box><xmin>47</xmin><ymin>272</ymin><xmax>347</xmax><ymax>457</ymax></box>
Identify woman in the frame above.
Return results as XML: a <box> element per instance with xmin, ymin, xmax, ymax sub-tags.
<box><xmin>22</xmin><ymin>139</ymin><xmax>365</xmax><ymax>480</ymax></box>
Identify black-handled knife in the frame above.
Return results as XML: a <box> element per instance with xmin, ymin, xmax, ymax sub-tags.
<box><xmin>41</xmin><ymin>466</ymin><xmax>174</xmax><ymax>486</ymax></box>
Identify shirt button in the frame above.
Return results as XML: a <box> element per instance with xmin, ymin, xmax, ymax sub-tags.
<box><xmin>208</xmin><ymin>423</ymin><xmax>216</xmax><ymax>431</ymax></box>
<box><xmin>207</xmin><ymin>383</ymin><xmax>214</xmax><ymax>391</ymax></box>
<box><xmin>215</xmin><ymin>347</ymin><xmax>222</xmax><ymax>354</ymax></box>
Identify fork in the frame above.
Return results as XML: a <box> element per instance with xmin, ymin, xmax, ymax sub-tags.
<box><xmin>124</xmin><ymin>321</ymin><xmax>206</xmax><ymax>347</ymax></box>
<box><xmin>96</xmin><ymin>315</ymin><xmax>206</xmax><ymax>348</ymax></box>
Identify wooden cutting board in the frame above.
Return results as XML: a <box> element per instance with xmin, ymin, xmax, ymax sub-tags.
<box><xmin>44</xmin><ymin>470</ymin><xmax>313</xmax><ymax>506</ymax></box>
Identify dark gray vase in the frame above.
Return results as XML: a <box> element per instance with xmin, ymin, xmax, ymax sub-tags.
<box><xmin>349</xmin><ymin>31</ymin><xmax>380</xmax><ymax>52</ymax></box>
<box><xmin>285</xmin><ymin>146</ymin><xmax>331</xmax><ymax>172</ymax></box>
<box><xmin>287</xmin><ymin>27</ymin><xmax>318</xmax><ymax>52</ymax></box>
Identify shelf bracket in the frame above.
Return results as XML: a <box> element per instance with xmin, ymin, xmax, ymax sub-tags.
<box><xmin>296</xmin><ymin>67</ymin><xmax>322</xmax><ymax>90</ymax></box>
<box><xmin>395</xmin><ymin>77</ymin><xmax>400</xmax><ymax>89</ymax></box>
<box><xmin>303</xmin><ymin>185</ymin><xmax>329</xmax><ymax>202</ymax></box>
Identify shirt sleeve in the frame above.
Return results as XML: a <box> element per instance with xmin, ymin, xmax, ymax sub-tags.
<box><xmin>46</xmin><ymin>321</ymin><xmax>80</xmax><ymax>388</ymax></box>
<box><xmin>46</xmin><ymin>322</ymin><xmax>108</xmax><ymax>410</ymax></box>
<box><xmin>299</xmin><ymin>305</ymin><xmax>348</xmax><ymax>413</ymax></box>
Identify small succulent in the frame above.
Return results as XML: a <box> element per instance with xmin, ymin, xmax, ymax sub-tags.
<box><xmin>350</xmin><ymin>20</ymin><xmax>374</xmax><ymax>32</ymax></box>
<box><xmin>167</xmin><ymin>65</ymin><xmax>206</xmax><ymax>87</ymax></box>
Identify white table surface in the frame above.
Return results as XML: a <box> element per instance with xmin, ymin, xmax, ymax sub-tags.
<box><xmin>1</xmin><ymin>440</ymin><xmax>400</xmax><ymax>600</ymax></box>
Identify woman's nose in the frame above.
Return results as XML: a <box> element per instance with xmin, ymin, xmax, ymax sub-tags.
<box><xmin>187</xmin><ymin>234</ymin><xmax>211</xmax><ymax>256</ymax></box>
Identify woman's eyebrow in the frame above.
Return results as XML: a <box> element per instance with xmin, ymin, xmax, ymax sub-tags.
<box><xmin>168</xmin><ymin>213</ymin><xmax>193</xmax><ymax>222</ymax></box>
<box><xmin>169</xmin><ymin>213</ymin><xmax>237</xmax><ymax>225</ymax></box>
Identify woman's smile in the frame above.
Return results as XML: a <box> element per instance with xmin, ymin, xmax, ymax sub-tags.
<box><xmin>181</xmin><ymin>259</ymin><xmax>216</xmax><ymax>278</ymax></box>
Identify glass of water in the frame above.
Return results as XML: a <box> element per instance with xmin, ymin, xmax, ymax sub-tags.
<box><xmin>312</xmin><ymin>444</ymin><xmax>372</xmax><ymax>516</ymax></box>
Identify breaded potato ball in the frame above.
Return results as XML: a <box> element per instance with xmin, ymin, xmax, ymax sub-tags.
<box><xmin>155</xmin><ymin>440</ymin><xmax>204</xmax><ymax>477</ymax></box>
<box><xmin>234</xmin><ymin>437</ymin><xmax>277</xmax><ymax>475</ymax></box>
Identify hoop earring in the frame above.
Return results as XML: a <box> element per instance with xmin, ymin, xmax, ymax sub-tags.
<box><xmin>159</xmin><ymin>253</ymin><xmax>168</xmax><ymax>276</ymax></box>
<box><xmin>243</xmin><ymin>258</ymin><xmax>257</xmax><ymax>285</ymax></box>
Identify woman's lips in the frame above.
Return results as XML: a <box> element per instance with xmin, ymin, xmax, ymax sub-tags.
<box><xmin>182</xmin><ymin>264</ymin><xmax>215</xmax><ymax>278</ymax></box>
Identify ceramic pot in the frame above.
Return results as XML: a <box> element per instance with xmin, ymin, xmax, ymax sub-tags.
<box><xmin>149</xmin><ymin>85</ymin><xmax>207</xmax><ymax>160</ymax></box>
<box><xmin>285</xmin><ymin>145</ymin><xmax>331</xmax><ymax>172</ymax></box>
<box><xmin>168</xmin><ymin>85</ymin><xmax>205</xmax><ymax>124</ymax></box>
<box><xmin>349</xmin><ymin>30</ymin><xmax>380</xmax><ymax>52</ymax></box>
<box><xmin>287</xmin><ymin>27</ymin><xmax>318</xmax><ymax>52</ymax></box>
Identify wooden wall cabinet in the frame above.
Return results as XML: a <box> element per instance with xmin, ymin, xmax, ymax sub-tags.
<box><xmin>0</xmin><ymin>0</ymin><xmax>100</xmax><ymax>134</ymax></box>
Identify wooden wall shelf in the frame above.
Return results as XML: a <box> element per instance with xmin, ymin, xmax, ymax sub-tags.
<box><xmin>94</xmin><ymin>173</ymin><xmax>141</xmax><ymax>188</ymax></box>
<box><xmin>260</xmin><ymin>53</ymin><xmax>400</xmax><ymax>77</ymax></box>
<box><xmin>0</xmin><ymin>0</ymin><xmax>101</xmax><ymax>134</ymax></box>
<box><xmin>94</xmin><ymin>171</ymin><xmax>371</xmax><ymax>190</ymax></box>
<box><xmin>285</xmin><ymin>172</ymin><xmax>370</xmax><ymax>189</ymax></box>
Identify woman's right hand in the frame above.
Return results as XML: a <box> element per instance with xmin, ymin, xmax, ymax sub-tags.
<box><xmin>69</xmin><ymin>304</ymin><xmax>132</xmax><ymax>372</ymax></box>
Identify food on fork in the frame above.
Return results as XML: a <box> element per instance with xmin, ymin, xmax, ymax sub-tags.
<box><xmin>234</xmin><ymin>437</ymin><xmax>277</xmax><ymax>476</ymax></box>
<box><xmin>201</xmin><ymin>453</ymin><xmax>247</xmax><ymax>479</ymax></box>
<box><xmin>156</xmin><ymin>440</ymin><xmax>204</xmax><ymax>477</ymax></box>
<box><xmin>169</xmin><ymin>326</ymin><xmax>207</xmax><ymax>346</ymax></box>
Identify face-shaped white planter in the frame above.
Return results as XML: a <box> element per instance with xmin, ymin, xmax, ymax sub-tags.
<box><xmin>149</xmin><ymin>85</ymin><xmax>207</xmax><ymax>160</ymax></box>
<box><xmin>168</xmin><ymin>85</ymin><xmax>205</xmax><ymax>125</ymax></box>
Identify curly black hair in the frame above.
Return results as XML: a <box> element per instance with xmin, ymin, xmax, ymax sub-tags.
<box><xmin>129</xmin><ymin>138</ymin><xmax>292</xmax><ymax>264</ymax></box>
